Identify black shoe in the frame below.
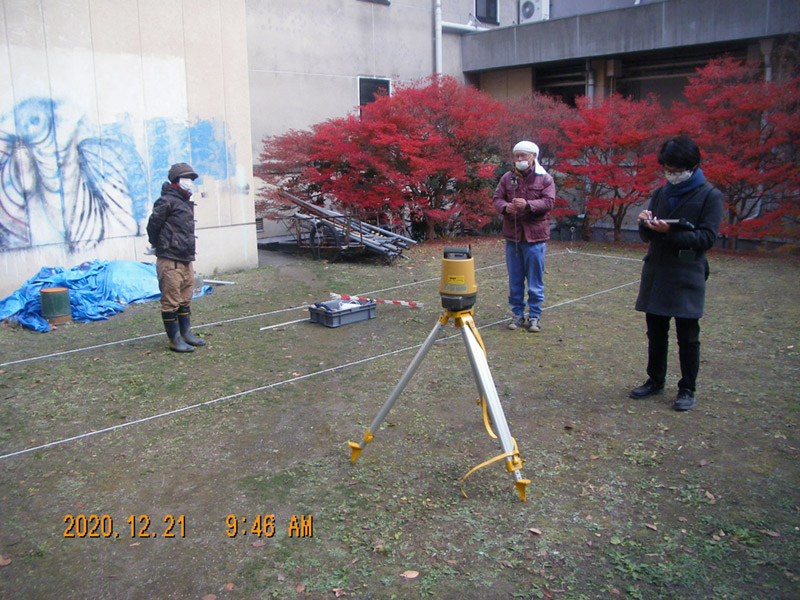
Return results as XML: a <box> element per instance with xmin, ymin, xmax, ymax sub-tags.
<box><xmin>629</xmin><ymin>379</ymin><xmax>664</xmax><ymax>399</ymax></box>
<box><xmin>673</xmin><ymin>388</ymin><xmax>696</xmax><ymax>411</ymax></box>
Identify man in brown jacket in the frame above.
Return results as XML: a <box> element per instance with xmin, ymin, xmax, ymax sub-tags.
<box><xmin>492</xmin><ymin>141</ymin><xmax>556</xmax><ymax>332</ymax></box>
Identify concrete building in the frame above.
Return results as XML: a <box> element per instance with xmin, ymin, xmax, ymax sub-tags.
<box><xmin>465</xmin><ymin>0</ymin><xmax>800</xmax><ymax>106</ymax></box>
<box><xmin>0</xmin><ymin>0</ymin><xmax>258</xmax><ymax>299</ymax></box>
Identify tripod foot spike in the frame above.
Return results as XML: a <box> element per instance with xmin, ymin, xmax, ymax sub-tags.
<box><xmin>515</xmin><ymin>479</ymin><xmax>531</xmax><ymax>502</ymax></box>
<box><xmin>348</xmin><ymin>430</ymin><xmax>374</xmax><ymax>464</ymax></box>
<box><xmin>348</xmin><ymin>441</ymin><xmax>363</xmax><ymax>464</ymax></box>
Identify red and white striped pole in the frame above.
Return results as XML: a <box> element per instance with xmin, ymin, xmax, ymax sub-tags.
<box><xmin>330</xmin><ymin>293</ymin><xmax>423</xmax><ymax>308</ymax></box>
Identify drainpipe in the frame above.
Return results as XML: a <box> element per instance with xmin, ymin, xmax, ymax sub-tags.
<box><xmin>760</xmin><ymin>38</ymin><xmax>773</xmax><ymax>82</ymax></box>
<box><xmin>434</xmin><ymin>0</ymin><xmax>442</xmax><ymax>75</ymax></box>
<box><xmin>442</xmin><ymin>21</ymin><xmax>488</xmax><ymax>33</ymax></box>
<box><xmin>585</xmin><ymin>60</ymin><xmax>595</xmax><ymax>106</ymax></box>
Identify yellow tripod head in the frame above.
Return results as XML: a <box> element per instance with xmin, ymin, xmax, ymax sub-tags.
<box><xmin>439</xmin><ymin>246</ymin><xmax>477</xmax><ymax>311</ymax></box>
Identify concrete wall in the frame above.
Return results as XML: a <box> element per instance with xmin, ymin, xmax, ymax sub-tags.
<box><xmin>0</xmin><ymin>0</ymin><xmax>258</xmax><ymax>298</ymax></box>
<box><xmin>247</xmin><ymin>0</ymin><xmax>522</xmax><ymax>153</ymax></box>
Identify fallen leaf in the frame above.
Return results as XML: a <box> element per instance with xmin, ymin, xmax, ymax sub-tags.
<box><xmin>705</xmin><ymin>491</ymin><xmax>716</xmax><ymax>502</ymax></box>
<box><xmin>645</xmin><ymin>523</ymin><xmax>658</xmax><ymax>531</ymax></box>
<box><xmin>0</xmin><ymin>555</ymin><xmax>11</xmax><ymax>566</ymax></box>
<box><xmin>611</xmin><ymin>589</ymin><xmax>621</xmax><ymax>596</ymax></box>
<box><xmin>400</xmin><ymin>570</ymin><xmax>419</xmax><ymax>579</ymax></box>
<box><xmin>251</xmin><ymin>540</ymin><xmax>266</xmax><ymax>548</ymax></box>
<box><xmin>699</xmin><ymin>459</ymin><xmax>708</xmax><ymax>466</ymax></box>
<box><xmin>224</xmin><ymin>583</ymin><xmax>235</xmax><ymax>591</ymax></box>
<box><xmin>296</xmin><ymin>583</ymin><xmax>306</xmax><ymax>593</ymax></box>
<box><xmin>528</xmin><ymin>528</ymin><xmax>543</xmax><ymax>535</ymax></box>
<box><xmin>129</xmin><ymin>543</ymin><xmax>140</xmax><ymax>547</ymax></box>
<box><xmin>678</xmin><ymin>517</ymin><xmax>688</xmax><ymax>522</ymax></box>
<box><xmin>760</xmin><ymin>530</ymin><xmax>781</xmax><ymax>537</ymax></box>
<box><xmin>590</xmin><ymin>455</ymin><xmax>599</xmax><ymax>460</ymax></box>
<box><xmin>500</xmin><ymin>560</ymin><xmax>513</xmax><ymax>568</ymax></box>
<box><xmin>332</xmin><ymin>588</ymin><xmax>347</xmax><ymax>597</ymax></box>
<box><xmin>543</xmin><ymin>586</ymin><xmax>554</xmax><ymax>599</ymax></box>
<box><xmin>202</xmin><ymin>595</ymin><xmax>217</xmax><ymax>600</ymax></box>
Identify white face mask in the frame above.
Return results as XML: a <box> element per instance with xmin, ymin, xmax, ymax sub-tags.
<box><xmin>515</xmin><ymin>160</ymin><xmax>531</xmax><ymax>171</ymax></box>
<box><xmin>178</xmin><ymin>177</ymin><xmax>195</xmax><ymax>192</ymax></box>
<box><xmin>664</xmin><ymin>170</ymin><xmax>692</xmax><ymax>185</ymax></box>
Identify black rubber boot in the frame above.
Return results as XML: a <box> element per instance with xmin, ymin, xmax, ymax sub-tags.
<box><xmin>162</xmin><ymin>311</ymin><xmax>195</xmax><ymax>352</ymax></box>
<box><xmin>177</xmin><ymin>307</ymin><xmax>206</xmax><ymax>347</ymax></box>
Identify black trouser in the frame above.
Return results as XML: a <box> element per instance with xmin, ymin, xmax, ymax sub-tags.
<box><xmin>645</xmin><ymin>313</ymin><xmax>700</xmax><ymax>392</ymax></box>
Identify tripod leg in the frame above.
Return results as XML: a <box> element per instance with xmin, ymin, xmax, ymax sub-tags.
<box><xmin>460</xmin><ymin>322</ymin><xmax>531</xmax><ymax>501</ymax></box>
<box><xmin>348</xmin><ymin>318</ymin><xmax>446</xmax><ymax>463</ymax></box>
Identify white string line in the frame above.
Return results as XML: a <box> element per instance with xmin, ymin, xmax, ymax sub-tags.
<box><xmin>566</xmin><ymin>248</ymin><xmax>643</xmax><ymax>263</ymax></box>
<box><xmin>0</xmin><ymin>251</ymin><xmax>573</xmax><ymax>368</ymax></box>
<box><xmin>0</xmin><ymin>275</ymin><xmax>638</xmax><ymax>462</ymax></box>
<box><xmin>0</xmin><ymin>303</ymin><xmax>310</xmax><ymax>368</ymax></box>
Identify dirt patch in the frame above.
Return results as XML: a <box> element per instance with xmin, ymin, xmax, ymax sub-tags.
<box><xmin>1</xmin><ymin>238</ymin><xmax>798</xmax><ymax>599</ymax></box>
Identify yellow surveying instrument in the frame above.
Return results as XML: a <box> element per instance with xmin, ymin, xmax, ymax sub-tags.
<box><xmin>348</xmin><ymin>246</ymin><xmax>531</xmax><ymax>501</ymax></box>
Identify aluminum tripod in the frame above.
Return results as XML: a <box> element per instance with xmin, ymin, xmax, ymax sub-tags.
<box><xmin>348</xmin><ymin>309</ymin><xmax>531</xmax><ymax>501</ymax></box>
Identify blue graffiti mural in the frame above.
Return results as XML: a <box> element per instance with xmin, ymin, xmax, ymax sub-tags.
<box><xmin>0</xmin><ymin>97</ymin><xmax>235</xmax><ymax>252</ymax></box>
<box><xmin>0</xmin><ymin>98</ymin><xmax>146</xmax><ymax>250</ymax></box>
<box><xmin>145</xmin><ymin>118</ymin><xmax>234</xmax><ymax>203</ymax></box>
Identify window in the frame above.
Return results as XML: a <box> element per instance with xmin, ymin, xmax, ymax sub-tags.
<box><xmin>475</xmin><ymin>0</ymin><xmax>498</xmax><ymax>25</ymax></box>
<box><xmin>358</xmin><ymin>77</ymin><xmax>391</xmax><ymax>108</ymax></box>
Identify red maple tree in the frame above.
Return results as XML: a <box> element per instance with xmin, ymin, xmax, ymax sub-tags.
<box><xmin>673</xmin><ymin>57</ymin><xmax>800</xmax><ymax>246</ymax></box>
<box><xmin>558</xmin><ymin>94</ymin><xmax>665</xmax><ymax>242</ymax></box>
<box><xmin>257</xmin><ymin>76</ymin><xmax>509</xmax><ymax>239</ymax></box>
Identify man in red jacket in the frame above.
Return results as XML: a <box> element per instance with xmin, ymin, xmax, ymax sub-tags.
<box><xmin>492</xmin><ymin>141</ymin><xmax>556</xmax><ymax>332</ymax></box>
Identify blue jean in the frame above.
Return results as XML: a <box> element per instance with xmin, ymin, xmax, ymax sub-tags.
<box><xmin>505</xmin><ymin>240</ymin><xmax>546</xmax><ymax>319</ymax></box>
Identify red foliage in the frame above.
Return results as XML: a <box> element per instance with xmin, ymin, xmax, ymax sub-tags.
<box><xmin>673</xmin><ymin>57</ymin><xmax>800</xmax><ymax>242</ymax></box>
<box><xmin>257</xmin><ymin>76</ymin><xmax>510</xmax><ymax>238</ymax></box>
<box><xmin>558</xmin><ymin>94</ymin><xmax>665</xmax><ymax>241</ymax></box>
<box><xmin>503</xmin><ymin>92</ymin><xmax>576</xmax><ymax>171</ymax></box>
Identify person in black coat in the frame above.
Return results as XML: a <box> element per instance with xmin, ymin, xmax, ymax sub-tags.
<box><xmin>630</xmin><ymin>136</ymin><xmax>723</xmax><ymax>411</ymax></box>
<box><xmin>146</xmin><ymin>162</ymin><xmax>205</xmax><ymax>353</ymax></box>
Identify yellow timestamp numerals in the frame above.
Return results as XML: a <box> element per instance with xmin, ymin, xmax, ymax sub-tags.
<box><xmin>63</xmin><ymin>514</ymin><xmax>185</xmax><ymax>538</ymax></box>
<box><xmin>225</xmin><ymin>514</ymin><xmax>313</xmax><ymax>538</ymax></box>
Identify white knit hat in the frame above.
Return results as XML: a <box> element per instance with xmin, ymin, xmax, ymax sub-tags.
<box><xmin>513</xmin><ymin>140</ymin><xmax>546</xmax><ymax>174</ymax></box>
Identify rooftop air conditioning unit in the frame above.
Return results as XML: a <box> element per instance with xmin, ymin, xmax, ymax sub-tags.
<box><xmin>519</xmin><ymin>0</ymin><xmax>549</xmax><ymax>24</ymax></box>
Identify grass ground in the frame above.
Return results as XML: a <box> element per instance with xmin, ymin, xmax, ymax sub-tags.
<box><xmin>0</xmin><ymin>237</ymin><xmax>798</xmax><ymax>600</ymax></box>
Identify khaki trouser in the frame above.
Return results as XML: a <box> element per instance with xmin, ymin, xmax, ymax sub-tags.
<box><xmin>156</xmin><ymin>257</ymin><xmax>194</xmax><ymax>312</ymax></box>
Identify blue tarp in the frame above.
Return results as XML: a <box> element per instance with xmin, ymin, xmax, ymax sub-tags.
<box><xmin>0</xmin><ymin>260</ymin><xmax>212</xmax><ymax>332</ymax></box>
